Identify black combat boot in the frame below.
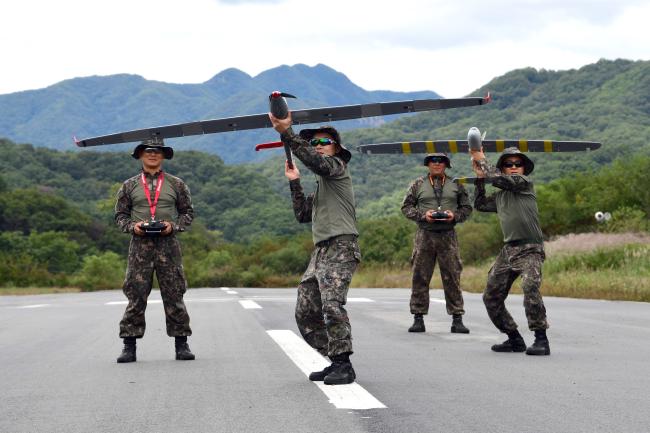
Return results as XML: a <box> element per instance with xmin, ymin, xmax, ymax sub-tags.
<box><xmin>491</xmin><ymin>330</ymin><xmax>527</xmax><ymax>352</ymax></box>
<box><xmin>309</xmin><ymin>358</ymin><xmax>337</xmax><ymax>381</ymax></box>
<box><xmin>117</xmin><ymin>337</ymin><xmax>136</xmax><ymax>363</ymax></box>
<box><xmin>450</xmin><ymin>314</ymin><xmax>470</xmax><ymax>334</ymax></box>
<box><xmin>526</xmin><ymin>330</ymin><xmax>551</xmax><ymax>356</ymax></box>
<box><xmin>408</xmin><ymin>314</ymin><xmax>425</xmax><ymax>333</ymax></box>
<box><xmin>175</xmin><ymin>336</ymin><xmax>195</xmax><ymax>360</ymax></box>
<box><xmin>323</xmin><ymin>353</ymin><xmax>356</xmax><ymax>385</ymax></box>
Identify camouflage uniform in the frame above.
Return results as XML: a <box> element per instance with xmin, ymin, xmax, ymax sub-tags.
<box><xmin>115</xmin><ymin>171</ymin><xmax>194</xmax><ymax>338</ymax></box>
<box><xmin>282</xmin><ymin>126</ymin><xmax>360</xmax><ymax>357</ymax></box>
<box><xmin>474</xmin><ymin>156</ymin><xmax>549</xmax><ymax>332</ymax></box>
<box><xmin>402</xmin><ymin>175</ymin><xmax>472</xmax><ymax>316</ymax></box>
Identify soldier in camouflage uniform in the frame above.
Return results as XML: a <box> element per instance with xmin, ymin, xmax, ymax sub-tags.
<box><xmin>270</xmin><ymin>112</ymin><xmax>360</xmax><ymax>385</ymax></box>
<box><xmin>114</xmin><ymin>138</ymin><xmax>195</xmax><ymax>363</ymax></box>
<box><xmin>471</xmin><ymin>147</ymin><xmax>550</xmax><ymax>356</ymax></box>
<box><xmin>402</xmin><ymin>153</ymin><xmax>472</xmax><ymax>334</ymax></box>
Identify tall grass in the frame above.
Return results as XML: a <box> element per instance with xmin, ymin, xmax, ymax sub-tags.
<box><xmin>353</xmin><ymin>244</ymin><xmax>650</xmax><ymax>302</ymax></box>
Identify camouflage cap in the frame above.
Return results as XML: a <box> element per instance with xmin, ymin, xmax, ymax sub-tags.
<box><xmin>131</xmin><ymin>137</ymin><xmax>174</xmax><ymax>160</ymax></box>
<box><xmin>423</xmin><ymin>153</ymin><xmax>452</xmax><ymax>168</ymax></box>
<box><xmin>496</xmin><ymin>147</ymin><xmax>534</xmax><ymax>175</ymax></box>
<box><xmin>299</xmin><ymin>126</ymin><xmax>352</xmax><ymax>163</ymax></box>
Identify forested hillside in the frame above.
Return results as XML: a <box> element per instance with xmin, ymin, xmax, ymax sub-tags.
<box><xmin>1</xmin><ymin>59</ymin><xmax>649</xmax><ymax>293</ymax></box>
<box><xmin>0</xmin><ymin>64</ymin><xmax>438</xmax><ymax>163</ymax></box>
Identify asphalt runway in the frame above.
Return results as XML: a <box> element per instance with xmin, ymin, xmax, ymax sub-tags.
<box><xmin>1</xmin><ymin>288</ymin><xmax>649</xmax><ymax>433</ymax></box>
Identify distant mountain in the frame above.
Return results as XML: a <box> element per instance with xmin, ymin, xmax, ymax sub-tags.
<box><xmin>0</xmin><ymin>64</ymin><xmax>440</xmax><ymax>163</ymax></box>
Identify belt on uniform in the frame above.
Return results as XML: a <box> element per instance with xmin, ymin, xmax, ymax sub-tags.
<box><xmin>506</xmin><ymin>238</ymin><xmax>543</xmax><ymax>247</ymax></box>
<box><xmin>422</xmin><ymin>227</ymin><xmax>455</xmax><ymax>233</ymax></box>
<box><xmin>315</xmin><ymin>234</ymin><xmax>358</xmax><ymax>248</ymax></box>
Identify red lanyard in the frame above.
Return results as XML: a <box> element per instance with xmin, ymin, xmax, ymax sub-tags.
<box><xmin>140</xmin><ymin>172</ymin><xmax>165</xmax><ymax>220</ymax></box>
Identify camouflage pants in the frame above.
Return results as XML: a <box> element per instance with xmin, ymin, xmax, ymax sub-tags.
<box><xmin>296</xmin><ymin>236</ymin><xmax>361</xmax><ymax>357</ymax></box>
<box><xmin>483</xmin><ymin>243</ymin><xmax>549</xmax><ymax>332</ymax></box>
<box><xmin>119</xmin><ymin>235</ymin><xmax>192</xmax><ymax>338</ymax></box>
<box><xmin>410</xmin><ymin>229</ymin><xmax>465</xmax><ymax>315</ymax></box>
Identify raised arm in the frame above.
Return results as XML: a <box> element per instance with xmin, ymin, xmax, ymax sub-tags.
<box><xmin>269</xmin><ymin>111</ymin><xmax>346</xmax><ymax>178</ymax></box>
<box><xmin>285</xmin><ymin>160</ymin><xmax>313</xmax><ymax>223</ymax></box>
<box><xmin>473</xmin><ymin>178</ymin><xmax>498</xmax><ymax>213</ymax></box>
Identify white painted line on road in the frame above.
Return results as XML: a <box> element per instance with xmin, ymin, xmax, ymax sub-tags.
<box><xmin>239</xmin><ymin>300</ymin><xmax>262</xmax><ymax>309</ymax></box>
<box><xmin>347</xmin><ymin>298</ymin><xmax>375</xmax><ymax>303</ymax></box>
<box><xmin>220</xmin><ymin>287</ymin><xmax>230</xmax><ymax>291</ymax></box>
<box><xmin>16</xmin><ymin>304</ymin><xmax>50</xmax><ymax>309</ymax></box>
<box><xmin>226</xmin><ymin>290</ymin><xmax>238</xmax><ymax>295</ymax></box>
<box><xmin>267</xmin><ymin>330</ymin><xmax>386</xmax><ymax>410</ymax></box>
<box><xmin>430</xmin><ymin>299</ymin><xmax>446</xmax><ymax>304</ymax></box>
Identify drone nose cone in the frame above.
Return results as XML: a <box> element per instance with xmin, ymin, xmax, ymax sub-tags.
<box><xmin>468</xmin><ymin>127</ymin><xmax>482</xmax><ymax>150</ymax></box>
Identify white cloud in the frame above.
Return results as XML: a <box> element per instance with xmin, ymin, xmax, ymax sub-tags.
<box><xmin>0</xmin><ymin>0</ymin><xmax>648</xmax><ymax>96</ymax></box>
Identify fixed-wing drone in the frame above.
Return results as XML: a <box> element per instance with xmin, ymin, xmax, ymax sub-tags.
<box><xmin>356</xmin><ymin>126</ymin><xmax>602</xmax><ymax>185</ymax></box>
<box><xmin>74</xmin><ymin>92</ymin><xmax>491</xmax><ymax>150</ymax></box>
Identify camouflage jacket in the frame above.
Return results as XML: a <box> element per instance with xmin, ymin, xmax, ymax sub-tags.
<box><xmin>115</xmin><ymin>170</ymin><xmax>194</xmax><ymax>234</ymax></box>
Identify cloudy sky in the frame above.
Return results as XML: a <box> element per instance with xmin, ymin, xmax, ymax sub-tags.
<box><xmin>1</xmin><ymin>0</ymin><xmax>648</xmax><ymax>97</ymax></box>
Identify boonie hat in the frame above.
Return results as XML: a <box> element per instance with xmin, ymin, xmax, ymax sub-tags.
<box><xmin>131</xmin><ymin>137</ymin><xmax>174</xmax><ymax>160</ymax></box>
<box><xmin>299</xmin><ymin>126</ymin><xmax>352</xmax><ymax>163</ymax></box>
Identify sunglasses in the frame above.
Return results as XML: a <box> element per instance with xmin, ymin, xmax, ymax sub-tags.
<box><xmin>502</xmin><ymin>161</ymin><xmax>524</xmax><ymax>168</ymax></box>
<box><xmin>143</xmin><ymin>148</ymin><xmax>163</xmax><ymax>154</ymax></box>
<box><xmin>310</xmin><ymin>138</ymin><xmax>336</xmax><ymax>146</ymax></box>
<box><xmin>427</xmin><ymin>157</ymin><xmax>446</xmax><ymax>164</ymax></box>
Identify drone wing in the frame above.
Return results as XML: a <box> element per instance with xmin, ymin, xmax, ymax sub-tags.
<box><xmin>452</xmin><ymin>177</ymin><xmax>494</xmax><ymax>185</ymax></box>
<box><xmin>357</xmin><ymin>139</ymin><xmax>602</xmax><ymax>154</ymax></box>
<box><xmin>75</xmin><ymin>95</ymin><xmax>490</xmax><ymax>147</ymax></box>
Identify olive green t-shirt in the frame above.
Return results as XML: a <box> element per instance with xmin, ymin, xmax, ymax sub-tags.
<box><xmin>130</xmin><ymin>172</ymin><xmax>179</xmax><ymax>223</ymax></box>
<box><xmin>415</xmin><ymin>175</ymin><xmax>463</xmax><ymax>231</ymax></box>
<box><xmin>494</xmin><ymin>178</ymin><xmax>544</xmax><ymax>243</ymax></box>
<box><xmin>312</xmin><ymin>163</ymin><xmax>359</xmax><ymax>244</ymax></box>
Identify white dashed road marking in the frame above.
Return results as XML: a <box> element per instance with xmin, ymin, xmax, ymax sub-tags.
<box><xmin>239</xmin><ymin>300</ymin><xmax>262</xmax><ymax>309</ymax></box>
<box><xmin>347</xmin><ymin>298</ymin><xmax>374</xmax><ymax>303</ymax></box>
<box><xmin>226</xmin><ymin>290</ymin><xmax>238</xmax><ymax>295</ymax></box>
<box><xmin>16</xmin><ymin>304</ymin><xmax>50</xmax><ymax>309</ymax></box>
<box><xmin>267</xmin><ymin>330</ymin><xmax>386</xmax><ymax>410</ymax></box>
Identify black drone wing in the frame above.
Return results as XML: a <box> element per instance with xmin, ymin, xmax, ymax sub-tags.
<box><xmin>75</xmin><ymin>96</ymin><xmax>490</xmax><ymax>147</ymax></box>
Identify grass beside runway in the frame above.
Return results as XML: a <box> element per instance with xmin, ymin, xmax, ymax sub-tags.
<box><xmin>0</xmin><ymin>286</ymin><xmax>81</xmax><ymax>295</ymax></box>
<box><xmin>352</xmin><ymin>243</ymin><xmax>650</xmax><ymax>302</ymax></box>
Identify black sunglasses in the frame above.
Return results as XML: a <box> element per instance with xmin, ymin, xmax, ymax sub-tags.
<box><xmin>427</xmin><ymin>157</ymin><xmax>446</xmax><ymax>164</ymax></box>
<box><xmin>502</xmin><ymin>161</ymin><xmax>524</xmax><ymax>168</ymax></box>
<box><xmin>310</xmin><ymin>138</ymin><xmax>336</xmax><ymax>146</ymax></box>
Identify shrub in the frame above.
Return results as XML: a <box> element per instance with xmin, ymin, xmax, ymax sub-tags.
<box><xmin>73</xmin><ymin>251</ymin><xmax>125</xmax><ymax>291</ymax></box>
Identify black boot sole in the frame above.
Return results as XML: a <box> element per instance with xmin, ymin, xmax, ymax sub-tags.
<box><xmin>176</xmin><ymin>354</ymin><xmax>196</xmax><ymax>360</ymax></box>
<box><xmin>525</xmin><ymin>347</ymin><xmax>551</xmax><ymax>356</ymax></box>
<box><xmin>324</xmin><ymin>373</ymin><xmax>356</xmax><ymax>385</ymax></box>
<box><xmin>451</xmin><ymin>326</ymin><xmax>470</xmax><ymax>334</ymax></box>
<box><xmin>491</xmin><ymin>345</ymin><xmax>526</xmax><ymax>352</ymax></box>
